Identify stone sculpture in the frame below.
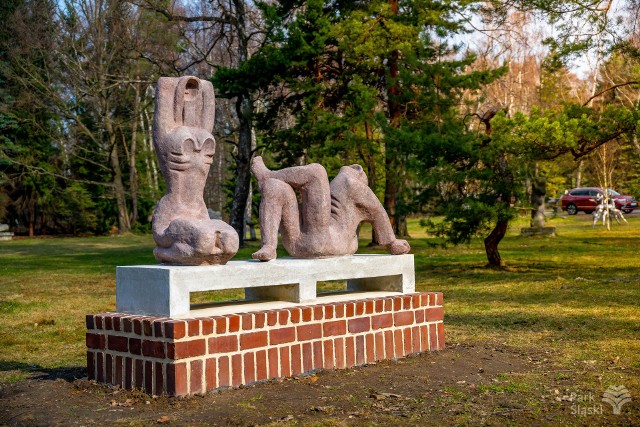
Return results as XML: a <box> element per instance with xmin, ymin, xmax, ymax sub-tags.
<box><xmin>152</xmin><ymin>76</ymin><xmax>238</xmax><ymax>265</ymax></box>
<box><xmin>251</xmin><ymin>156</ymin><xmax>410</xmax><ymax>261</ymax></box>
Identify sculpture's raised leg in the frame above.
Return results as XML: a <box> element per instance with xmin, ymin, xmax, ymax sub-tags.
<box><xmin>252</xmin><ymin>177</ymin><xmax>300</xmax><ymax>261</ymax></box>
<box><xmin>252</xmin><ymin>156</ymin><xmax>331</xmax><ymax>231</ymax></box>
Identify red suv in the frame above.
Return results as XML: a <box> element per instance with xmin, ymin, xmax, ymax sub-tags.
<box><xmin>560</xmin><ymin>187</ymin><xmax>637</xmax><ymax>215</ymax></box>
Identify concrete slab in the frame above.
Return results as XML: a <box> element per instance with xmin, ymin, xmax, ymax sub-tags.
<box><xmin>116</xmin><ymin>254</ymin><xmax>415</xmax><ymax>318</ymax></box>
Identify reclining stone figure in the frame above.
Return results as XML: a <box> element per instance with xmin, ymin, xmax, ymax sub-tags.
<box><xmin>251</xmin><ymin>156</ymin><xmax>410</xmax><ymax>261</ymax></box>
<box><xmin>152</xmin><ymin>76</ymin><xmax>238</xmax><ymax>265</ymax></box>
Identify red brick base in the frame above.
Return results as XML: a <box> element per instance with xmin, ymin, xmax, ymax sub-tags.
<box><xmin>86</xmin><ymin>292</ymin><xmax>444</xmax><ymax>396</ymax></box>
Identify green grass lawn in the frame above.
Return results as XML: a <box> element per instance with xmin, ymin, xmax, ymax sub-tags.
<box><xmin>1</xmin><ymin>213</ymin><xmax>639</xmax><ymax>402</ymax></box>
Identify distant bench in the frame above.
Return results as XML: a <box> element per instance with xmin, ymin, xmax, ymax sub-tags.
<box><xmin>116</xmin><ymin>254</ymin><xmax>415</xmax><ymax>318</ymax></box>
<box><xmin>0</xmin><ymin>223</ymin><xmax>12</xmax><ymax>241</ymax></box>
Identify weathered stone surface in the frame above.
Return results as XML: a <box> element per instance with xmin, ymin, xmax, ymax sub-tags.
<box><xmin>152</xmin><ymin>76</ymin><xmax>238</xmax><ymax>265</ymax></box>
<box><xmin>0</xmin><ymin>224</ymin><xmax>9</xmax><ymax>232</ymax></box>
<box><xmin>251</xmin><ymin>157</ymin><xmax>410</xmax><ymax>261</ymax></box>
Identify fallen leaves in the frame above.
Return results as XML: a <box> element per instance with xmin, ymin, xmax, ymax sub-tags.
<box><xmin>309</xmin><ymin>405</ymin><xmax>334</xmax><ymax>414</ymax></box>
<box><xmin>110</xmin><ymin>399</ymin><xmax>134</xmax><ymax>407</ymax></box>
<box><xmin>369</xmin><ymin>392</ymin><xmax>401</xmax><ymax>401</ymax></box>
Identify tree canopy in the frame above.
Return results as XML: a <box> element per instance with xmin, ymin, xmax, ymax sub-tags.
<box><xmin>1</xmin><ymin>0</ymin><xmax>639</xmax><ymax>266</ymax></box>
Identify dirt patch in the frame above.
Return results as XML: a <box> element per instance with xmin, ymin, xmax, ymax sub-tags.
<box><xmin>1</xmin><ymin>343</ymin><xmax>637</xmax><ymax>426</ymax></box>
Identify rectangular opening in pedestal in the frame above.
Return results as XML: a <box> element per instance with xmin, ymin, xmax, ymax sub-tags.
<box><xmin>317</xmin><ymin>279</ymin><xmax>348</xmax><ymax>295</ymax></box>
<box><xmin>190</xmin><ymin>288</ymin><xmax>246</xmax><ymax>309</ymax></box>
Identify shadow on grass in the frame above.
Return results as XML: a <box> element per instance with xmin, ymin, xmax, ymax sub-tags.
<box><xmin>441</xmin><ymin>286</ymin><xmax>640</xmax><ymax>309</ymax></box>
<box><xmin>416</xmin><ymin>258</ymin><xmax>640</xmax><ymax>290</ymax></box>
<box><xmin>446</xmin><ymin>311</ymin><xmax>640</xmax><ymax>342</ymax></box>
<box><xmin>0</xmin><ymin>361</ymin><xmax>85</xmax><ymax>382</ymax></box>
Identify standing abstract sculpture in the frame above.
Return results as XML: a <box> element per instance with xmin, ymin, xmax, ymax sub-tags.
<box><xmin>592</xmin><ymin>194</ymin><xmax>628</xmax><ymax>228</ymax></box>
<box><xmin>152</xmin><ymin>76</ymin><xmax>238</xmax><ymax>265</ymax></box>
<box><xmin>251</xmin><ymin>156</ymin><xmax>410</xmax><ymax>261</ymax></box>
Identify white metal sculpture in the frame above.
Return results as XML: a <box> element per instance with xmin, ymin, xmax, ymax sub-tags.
<box><xmin>592</xmin><ymin>195</ymin><xmax>627</xmax><ymax>228</ymax></box>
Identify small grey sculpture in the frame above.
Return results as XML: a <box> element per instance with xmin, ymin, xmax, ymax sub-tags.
<box><xmin>251</xmin><ymin>156</ymin><xmax>410</xmax><ymax>261</ymax></box>
<box><xmin>152</xmin><ymin>76</ymin><xmax>238</xmax><ymax>265</ymax></box>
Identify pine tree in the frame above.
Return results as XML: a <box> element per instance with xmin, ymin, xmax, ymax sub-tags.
<box><xmin>216</xmin><ymin>0</ymin><xmax>503</xmax><ymax>239</ymax></box>
<box><xmin>0</xmin><ymin>0</ymin><xmax>63</xmax><ymax>235</ymax></box>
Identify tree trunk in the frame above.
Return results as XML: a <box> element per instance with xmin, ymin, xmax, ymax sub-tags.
<box><xmin>28</xmin><ymin>204</ymin><xmax>35</xmax><ymax>237</ymax></box>
<box><xmin>217</xmin><ymin>132</ymin><xmax>226</xmax><ymax>213</ymax></box>
<box><xmin>244</xmin><ymin>129</ymin><xmax>257</xmax><ymax>241</ymax></box>
<box><xmin>128</xmin><ymin>80</ymin><xmax>140</xmax><ymax>226</ymax></box>
<box><xmin>575</xmin><ymin>160</ymin><xmax>583</xmax><ymax>187</ymax></box>
<box><xmin>362</xmin><ymin>121</ymin><xmax>381</xmax><ymax>246</ymax></box>
<box><xmin>102</xmin><ymin>82</ymin><xmax>130</xmax><ymax>233</ymax></box>
<box><xmin>383</xmin><ymin>0</ymin><xmax>402</xmax><ymax>235</ymax></box>
<box><xmin>229</xmin><ymin>94</ymin><xmax>253</xmax><ymax>246</ymax></box>
<box><xmin>484</xmin><ymin>218</ymin><xmax>508</xmax><ymax>268</ymax></box>
<box><xmin>145</xmin><ymin>109</ymin><xmax>160</xmax><ymax>198</ymax></box>
<box><xmin>110</xmin><ymin>142</ymin><xmax>131</xmax><ymax>233</ymax></box>
<box><xmin>398</xmin><ymin>216</ymin><xmax>409</xmax><ymax>238</ymax></box>
<box><xmin>530</xmin><ymin>176</ymin><xmax>546</xmax><ymax>228</ymax></box>
<box><xmin>141</xmin><ymin>109</ymin><xmax>155</xmax><ymax>201</ymax></box>
<box><xmin>363</xmin><ymin>121</ymin><xmax>377</xmax><ymax>190</ymax></box>
<box><xmin>228</xmin><ymin>0</ymin><xmax>254</xmax><ymax>247</ymax></box>
<box><xmin>245</xmin><ymin>179</ymin><xmax>256</xmax><ymax>241</ymax></box>
<box><xmin>481</xmin><ymin>108</ymin><xmax>511</xmax><ymax>268</ymax></box>
<box><xmin>484</xmin><ymin>159</ymin><xmax>512</xmax><ymax>268</ymax></box>
<box><xmin>384</xmin><ymin>160</ymin><xmax>398</xmax><ymax>230</ymax></box>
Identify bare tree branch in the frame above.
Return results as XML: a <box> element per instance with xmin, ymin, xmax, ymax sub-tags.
<box><xmin>132</xmin><ymin>0</ymin><xmax>235</xmax><ymax>25</ymax></box>
<box><xmin>582</xmin><ymin>81</ymin><xmax>640</xmax><ymax>106</ymax></box>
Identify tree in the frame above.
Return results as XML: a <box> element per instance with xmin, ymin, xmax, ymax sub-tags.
<box><xmin>69</xmin><ymin>1</ymin><xmax>179</xmax><ymax>232</ymax></box>
<box><xmin>423</xmin><ymin>106</ymin><xmax>519</xmax><ymax>268</ymax></box>
<box><xmin>56</xmin><ymin>0</ymin><xmax>158</xmax><ymax>233</ymax></box>
<box><xmin>0</xmin><ymin>0</ymin><xmax>64</xmax><ymax>236</ymax></box>
<box><xmin>217</xmin><ymin>0</ymin><xmax>505</xmax><ymax>247</ymax></box>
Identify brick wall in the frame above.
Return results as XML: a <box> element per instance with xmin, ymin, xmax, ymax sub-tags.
<box><xmin>86</xmin><ymin>292</ymin><xmax>444</xmax><ymax>396</ymax></box>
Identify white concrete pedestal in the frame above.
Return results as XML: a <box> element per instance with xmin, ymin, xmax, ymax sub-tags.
<box><xmin>116</xmin><ymin>254</ymin><xmax>415</xmax><ymax>318</ymax></box>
